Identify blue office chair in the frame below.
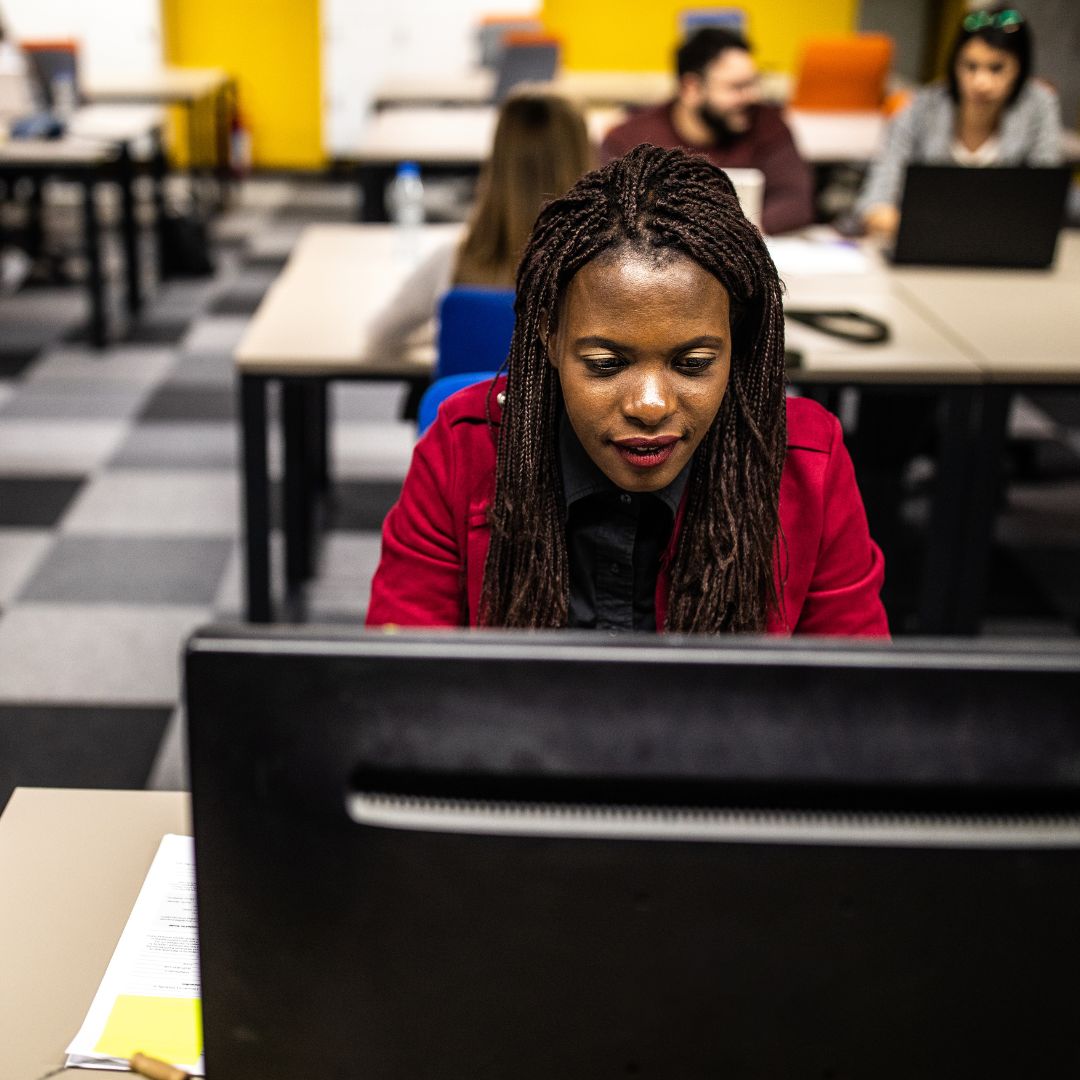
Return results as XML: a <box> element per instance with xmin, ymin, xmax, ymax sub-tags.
<box><xmin>436</xmin><ymin>286</ymin><xmax>516</xmax><ymax>379</ymax></box>
<box><xmin>417</xmin><ymin>371</ymin><xmax>497</xmax><ymax>436</ymax></box>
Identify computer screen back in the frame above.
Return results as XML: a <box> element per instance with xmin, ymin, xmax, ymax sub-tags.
<box><xmin>892</xmin><ymin>165</ymin><xmax>1070</xmax><ymax>268</ymax></box>
<box><xmin>186</xmin><ymin>629</ymin><xmax>1080</xmax><ymax>1079</ymax></box>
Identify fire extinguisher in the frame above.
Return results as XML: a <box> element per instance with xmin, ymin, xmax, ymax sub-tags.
<box><xmin>230</xmin><ymin>106</ymin><xmax>253</xmax><ymax>177</ymax></box>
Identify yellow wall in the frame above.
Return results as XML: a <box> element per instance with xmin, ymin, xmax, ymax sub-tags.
<box><xmin>541</xmin><ymin>0</ymin><xmax>860</xmax><ymax>74</ymax></box>
<box><xmin>161</xmin><ymin>0</ymin><xmax>323</xmax><ymax>170</ymax></box>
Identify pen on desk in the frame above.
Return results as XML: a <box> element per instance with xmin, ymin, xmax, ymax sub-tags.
<box><xmin>129</xmin><ymin>1052</ymin><xmax>190</xmax><ymax>1080</ymax></box>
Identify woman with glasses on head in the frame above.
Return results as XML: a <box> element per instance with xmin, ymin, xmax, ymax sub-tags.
<box><xmin>856</xmin><ymin>6</ymin><xmax>1063</xmax><ymax>239</ymax></box>
<box><xmin>367</xmin><ymin>145</ymin><xmax>888</xmax><ymax>636</ymax></box>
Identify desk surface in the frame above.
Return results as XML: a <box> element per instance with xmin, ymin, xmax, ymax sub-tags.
<box><xmin>0</xmin><ymin>787</ymin><xmax>191</xmax><ymax>1080</ymax></box>
<box><xmin>350</xmin><ymin>102</ymin><xmax>1080</xmax><ymax>168</ymax></box>
<box><xmin>349</xmin><ymin>104</ymin><xmax>622</xmax><ymax>163</ymax></box>
<box><xmin>892</xmin><ymin>232</ymin><xmax>1080</xmax><ymax>382</ymax></box>
<box><xmin>234</xmin><ymin>222</ymin><xmax>1003</xmax><ymax>385</ymax></box>
<box><xmin>66</xmin><ymin>104</ymin><xmax>167</xmax><ymax>143</ymax></box>
<box><xmin>83</xmin><ymin>67</ymin><xmax>228</xmax><ymax>104</ymax></box>
<box><xmin>372</xmin><ymin>68</ymin><xmax>790</xmax><ymax>109</ymax></box>
<box><xmin>235</xmin><ymin>223</ymin><xmax>462</xmax><ymax>374</ymax></box>
<box><xmin>0</xmin><ymin>137</ymin><xmax>118</xmax><ymax>167</ymax></box>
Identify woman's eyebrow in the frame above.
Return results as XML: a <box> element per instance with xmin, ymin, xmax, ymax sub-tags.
<box><xmin>573</xmin><ymin>334</ymin><xmax>727</xmax><ymax>351</ymax></box>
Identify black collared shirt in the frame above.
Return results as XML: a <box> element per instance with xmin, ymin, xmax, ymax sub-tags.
<box><xmin>559</xmin><ymin>413</ymin><xmax>690</xmax><ymax>632</ymax></box>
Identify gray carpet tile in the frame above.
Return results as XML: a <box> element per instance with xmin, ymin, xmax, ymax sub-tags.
<box><xmin>165</xmin><ymin>347</ymin><xmax>237</xmax><ymax>388</ymax></box>
<box><xmin>332</xmin><ymin>381</ymin><xmax>409</xmax><ymax>422</ymax></box>
<box><xmin>0</xmin><ymin>476</ymin><xmax>85</xmax><ymax>527</ymax></box>
<box><xmin>0</xmin><ymin>419</ymin><xmax>129</xmax><ymax>474</ymax></box>
<box><xmin>0</xmin><ymin>704</ymin><xmax>173</xmax><ymax>813</ymax></box>
<box><xmin>0</xmin><ymin>602</ymin><xmax>211</xmax><ymax>703</ymax></box>
<box><xmin>25</xmin><ymin>344</ymin><xmax>177</xmax><ymax>386</ymax></box>
<box><xmin>110</xmin><ymin>421</ymin><xmax>239</xmax><ymax>470</ymax></box>
<box><xmin>0</xmin><ymin>378</ymin><xmax>153</xmax><ymax>421</ymax></box>
<box><xmin>19</xmin><ymin>535</ymin><xmax>234</xmax><ymax>605</ymax></box>
<box><xmin>180</xmin><ymin>314</ymin><xmax>251</xmax><ymax>354</ymax></box>
<box><xmin>137</xmin><ymin>383</ymin><xmax>238</xmax><ymax>423</ymax></box>
<box><xmin>59</xmin><ymin>469</ymin><xmax>240</xmax><ymax>536</ymax></box>
<box><xmin>0</xmin><ymin>529</ymin><xmax>53</xmax><ymax>604</ymax></box>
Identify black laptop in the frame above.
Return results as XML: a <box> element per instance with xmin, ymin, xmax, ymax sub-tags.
<box><xmin>891</xmin><ymin>164</ymin><xmax>1071</xmax><ymax>269</ymax></box>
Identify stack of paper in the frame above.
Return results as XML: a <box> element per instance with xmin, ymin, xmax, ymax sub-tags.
<box><xmin>65</xmin><ymin>834</ymin><xmax>204</xmax><ymax>1074</ymax></box>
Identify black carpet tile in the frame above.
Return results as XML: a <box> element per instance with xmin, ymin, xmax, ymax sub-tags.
<box><xmin>0</xmin><ymin>704</ymin><xmax>172</xmax><ymax>813</ymax></box>
<box><xmin>323</xmin><ymin>480</ymin><xmax>405</xmax><ymax>532</ymax></box>
<box><xmin>0</xmin><ymin>346</ymin><xmax>43</xmax><ymax>379</ymax></box>
<box><xmin>208</xmin><ymin>289</ymin><xmax>268</xmax><ymax>316</ymax></box>
<box><xmin>0</xmin><ymin>476</ymin><xmax>85</xmax><ymax>527</ymax></box>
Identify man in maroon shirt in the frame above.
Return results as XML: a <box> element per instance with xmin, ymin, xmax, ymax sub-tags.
<box><xmin>600</xmin><ymin>28</ymin><xmax>814</xmax><ymax>234</ymax></box>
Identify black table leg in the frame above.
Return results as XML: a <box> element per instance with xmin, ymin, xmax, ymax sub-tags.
<box><xmin>917</xmin><ymin>386</ymin><xmax>978</xmax><ymax>634</ymax></box>
<box><xmin>81</xmin><ymin>174</ymin><xmax>108</xmax><ymax>349</ymax></box>
<box><xmin>241</xmin><ymin>374</ymin><xmax>273</xmax><ymax>622</ymax></box>
<box><xmin>357</xmin><ymin>164</ymin><xmax>391</xmax><ymax>222</ymax></box>
<box><xmin>952</xmin><ymin>386</ymin><xmax>1012</xmax><ymax>635</ymax></box>
<box><xmin>117</xmin><ymin>142</ymin><xmax>143</xmax><ymax>320</ymax></box>
<box><xmin>283</xmin><ymin>381</ymin><xmax>318</xmax><ymax>587</ymax></box>
<box><xmin>151</xmin><ymin>130</ymin><xmax>170</xmax><ymax>281</ymax></box>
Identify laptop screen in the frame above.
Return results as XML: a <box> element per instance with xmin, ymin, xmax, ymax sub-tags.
<box><xmin>891</xmin><ymin>165</ymin><xmax>1070</xmax><ymax>269</ymax></box>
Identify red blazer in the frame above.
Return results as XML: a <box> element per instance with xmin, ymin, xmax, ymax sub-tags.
<box><xmin>367</xmin><ymin>380</ymin><xmax>888</xmax><ymax>636</ymax></box>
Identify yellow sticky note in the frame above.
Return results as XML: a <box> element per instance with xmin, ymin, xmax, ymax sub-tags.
<box><xmin>95</xmin><ymin>995</ymin><xmax>202</xmax><ymax>1065</ymax></box>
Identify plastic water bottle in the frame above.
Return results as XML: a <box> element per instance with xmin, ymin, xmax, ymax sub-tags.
<box><xmin>51</xmin><ymin>73</ymin><xmax>77</xmax><ymax>120</ymax></box>
<box><xmin>388</xmin><ymin>161</ymin><xmax>425</xmax><ymax>261</ymax></box>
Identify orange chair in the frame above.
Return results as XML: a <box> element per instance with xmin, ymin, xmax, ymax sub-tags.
<box><xmin>789</xmin><ymin>34</ymin><xmax>894</xmax><ymax>112</ymax></box>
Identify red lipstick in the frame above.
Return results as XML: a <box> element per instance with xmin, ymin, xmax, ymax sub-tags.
<box><xmin>612</xmin><ymin>435</ymin><xmax>680</xmax><ymax>469</ymax></box>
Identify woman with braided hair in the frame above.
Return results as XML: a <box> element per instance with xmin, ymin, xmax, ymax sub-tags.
<box><xmin>367</xmin><ymin>144</ymin><xmax>887</xmax><ymax>635</ymax></box>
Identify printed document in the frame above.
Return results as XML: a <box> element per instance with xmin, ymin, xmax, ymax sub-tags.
<box><xmin>65</xmin><ymin>834</ymin><xmax>204</xmax><ymax>1073</ymax></box>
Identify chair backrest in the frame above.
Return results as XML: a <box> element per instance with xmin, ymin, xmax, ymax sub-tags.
<box><xmin>476</xmin><ymin>14</ymin><xmax>544</xmax><ymax>70</ymax></box>
<box><xmin>492</xmin><ymin>33</ymin><xmax>560</xmax><ymax>103</ymax></box>
<box><xmin>436</xmin><ymin>286</ymin><xmax>516</xmax><ymax>379</ymax></box>
<box><xmin>20</xmin><ymin>39</ymin><xmax>81</xmax><ymax>112</ymax></box>
<box><xmin>789</xmin><ymin>34</ymin><xmax>893</xmax><ymax>112</ymax></box>
<box><xmin>418</xmin><ymin>372</ymin><xmax>496</xmax><ymax>435</ymax></box>
<box><xmin>678</xmin><ymin>7</ymin><xmax>747</xmax><ymax>37</ymax></box>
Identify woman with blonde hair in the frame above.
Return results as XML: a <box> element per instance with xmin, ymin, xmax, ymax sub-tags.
<box><xmin>367</xmin><ymin>91</ymin><xmax>594</xmax><ymax>357</ymax></box>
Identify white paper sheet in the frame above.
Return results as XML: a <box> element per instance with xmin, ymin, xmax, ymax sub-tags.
<box><xmin>65</xmin><ymin>834</ymin><xmax>204</xmax><ymax>1074</ymax></box>
<box><xmin>766</xmin><ymin>236</ymin><xmax>871</xmax><ymax>276</ymax></box>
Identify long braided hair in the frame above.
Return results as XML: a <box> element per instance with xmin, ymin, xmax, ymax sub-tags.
<box><xmin>481</xmin><ymin>144</ymin><xmax>788</xmax><ymax>633</ymax></box>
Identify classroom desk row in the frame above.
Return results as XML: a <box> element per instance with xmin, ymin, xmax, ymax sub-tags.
<box><xmin>371</xmin><ymin>68</ymin><xmax>793</xmax><ymax>109</ymax></box>
<box><xmin>0</xmin><ymin>105</ymin><xmax>169</xmax><ymax>346</ymax></box>
<box><xmin>347</xmin><ymin>103</ymin><xmax>1080</xmax><ymax>221</ymax></box>
<box><xmin>233</xmin><ymin>223</ymin><xmax>1080</xmax><ymax>633</ymax></box>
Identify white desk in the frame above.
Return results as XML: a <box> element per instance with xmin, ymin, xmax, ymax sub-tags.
<box><xmin>0</xmin><ymin>788</ymin><xmax>191</xmax><ymax>1080</ymax></box>
<box><xmin>83</xmin><ymin>66</ymin><xmax>234</xmax><ymax>204</ymax></box>
<box><xmin>372</xmin><ymin>68</ymin><xmax>789</xmax><ymax>110</ymax></box>
<box><xmin>347</xmin><ymin>105</ymin><xmax>620</xmax><ymax>221</ymax></box>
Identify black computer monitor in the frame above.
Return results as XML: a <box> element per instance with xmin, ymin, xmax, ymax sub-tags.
<box><xmin>185</xmin><ymin>628</ymin><xmax>1080</xmax><ymax>1079</ymax></box>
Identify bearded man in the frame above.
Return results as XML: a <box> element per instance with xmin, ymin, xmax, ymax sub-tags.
<box><xmin>600</xmin><ymin>28</ymin><xmax>814</xmax><ymax>234</ymax></box>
